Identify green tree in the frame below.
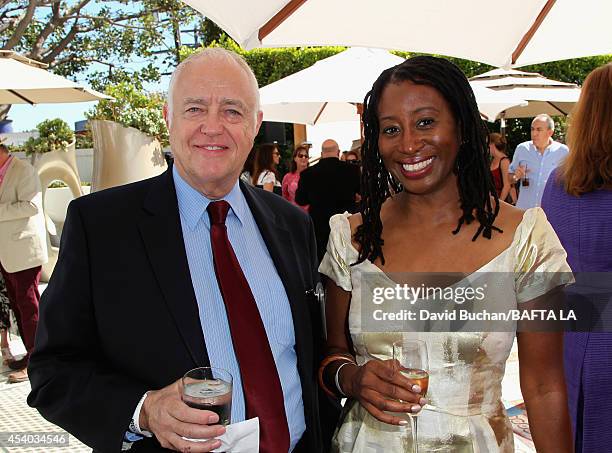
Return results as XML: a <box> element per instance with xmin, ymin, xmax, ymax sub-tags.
<box><xmin>197</xmin><ymin>18</ymin><xmax>225</xmax><ymax>47</ymax></box>
<box><xmin>86</xmin><ymin>81</ymin><xmax>169</xmax><ymax>146</ymax></box>
<box><xmin>23</xmin><ymin>117</ymin><xmax>74</xmax><ymax>155</ymax></box>
<box><xmin>0</xmin><ymin>0</ymin><xmax>207</xmax><ymax>118</ymax></box>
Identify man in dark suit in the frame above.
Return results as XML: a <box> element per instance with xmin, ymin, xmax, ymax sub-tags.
<box><xmin>27</xmin><ymin>48</ymin><xmax>323</xmax><ymax>453</ymax></box>
<box><xmin>295</xmin><ymin>139</ymin><xmax>360</xmax><ymax>262</ymax></box>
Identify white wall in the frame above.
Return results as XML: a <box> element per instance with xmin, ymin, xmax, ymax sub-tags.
<box><xmin>2</xmin><ymin>131</ymin><xmax>38</xmax><ymax>146</ymax></box>
<box><xmin>75</xmin><ymin>148</ymin><xmax>93</xmax><ymax>182</ymax></box>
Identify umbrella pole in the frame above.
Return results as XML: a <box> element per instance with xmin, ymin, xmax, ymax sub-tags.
<box><xmin>500</xmin><ymin>115</ymin><xmax>506</xmax><ymax>138</ymax></box>
<box><xmin>293</xmin><ymin>123</ymin><xmax>307</xmax><ymax>148</ymax></box>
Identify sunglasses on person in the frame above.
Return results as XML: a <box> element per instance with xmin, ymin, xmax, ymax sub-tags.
<box><xmin>296</xmin><ymin>154</ymin><xmax>309</xmax><ymax>159</ymax></box>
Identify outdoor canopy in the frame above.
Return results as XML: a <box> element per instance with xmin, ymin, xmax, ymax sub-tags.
<box><xmin>469</xmin><ymin>68</ymin><xmax>581</xmax><ymax>119</ymax></box>
<box><xmin>0</xmin><ymin>51</ymin><xmax>110</xmax><ymax>105</ymax></box>
<box><xmin>259</xmin><ymin>48</ymin><xmax>527</xmax><ymax>125</ymax></box>
<box><xmin>181</xmin><ymin>0</ymin><xmax>612</xmax><ymax>68</ymax></box>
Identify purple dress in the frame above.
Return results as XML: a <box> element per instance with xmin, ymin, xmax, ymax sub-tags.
<box><xmin>541</xmin><ymin>169</ymin><xmax>612</xmax><ymax>452</ymax></box>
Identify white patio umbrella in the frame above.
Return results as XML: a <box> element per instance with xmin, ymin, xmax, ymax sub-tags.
<box><xmin>259</xmin><ymin>48</ymin><xmax>526</xmax><ymax>125</ymax></box>
<box><xmin>182</xmin><ymin>0</ymin><xmax>612</xmax><ymax>68</ymax></box>
<box><xmin>260</xmin><ymin>47</ymin><xmax>400</xmax><ymax>124</ymax></box>
<box><xmin>0</xmin><ymin>51</ymin><xmax>110</xmax><ymax>104</ymax></box>
<box><xmin>469</xmin><ymin>68</ymin><xmax>581</xmax><ymax>119</ymax></box>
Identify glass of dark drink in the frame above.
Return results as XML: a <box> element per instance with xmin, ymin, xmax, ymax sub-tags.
<box><xmin>182</xmin><ymin>367</ymin><xmax>233</xmax><ymax>426</ymax></box>
<box><xmin>519</xmin><ymin>161</ymin><xmax>530</xmax><ymax>187</ymax></box>
<box><xmin>393</xmin><ymin>339</ymin><xmax>429</xmax><ymax>453</ymax></box>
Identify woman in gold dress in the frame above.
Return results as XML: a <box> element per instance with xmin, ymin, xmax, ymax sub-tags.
<box><xmin>318</xmin><ymin>56</ymin><xmax>573</xmax><ymax>452</ymax></box>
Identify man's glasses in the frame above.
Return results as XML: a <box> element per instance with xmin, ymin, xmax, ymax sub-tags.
<box><xmin>296</xmin><ymin>154</ymin><xmax>309</xmax><ymax>159</ymax></box>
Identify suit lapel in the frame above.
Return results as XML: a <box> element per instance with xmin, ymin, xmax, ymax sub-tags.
<box><xmin>241</xmin><ymin>183</ymin><xmax>313</xmax><ymax>371</ymax></box>
<box><xmin>138</xmin><ymin>168</ymin><xmax>210</xmax><ymax>368</ymax></box>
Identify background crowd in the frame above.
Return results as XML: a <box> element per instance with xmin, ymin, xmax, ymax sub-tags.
<box><xmin>238</xmin><ymin>109</ymin><xmax>572</xmax><ymax>216</ymax></box>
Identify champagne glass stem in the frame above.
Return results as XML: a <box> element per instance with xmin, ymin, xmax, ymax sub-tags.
<box><xmin>411</xmin><ymin>415</ymin><xmax>419</xmax><ymax>453</ymax></box>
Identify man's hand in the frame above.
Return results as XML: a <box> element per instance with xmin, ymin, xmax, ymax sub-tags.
<box><xmin>140</xmin><ymin>380</ymin><xmax>226</xmax><ymax>452</ymax></box>
<box><xmin>513</xmin><ymin>164</ymin><xmax>529</xmax><ymax>181</ymax></box>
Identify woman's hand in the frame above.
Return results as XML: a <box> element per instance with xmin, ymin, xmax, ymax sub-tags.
<box><xmin>341</xmin><ymin>358</ymin><xmax>427</xmax><ymax>426</ymax></box>
<box><xmin>324</xmin><ymin>280</ymin><xmax>427</xmax><ymax>426</ymax></box>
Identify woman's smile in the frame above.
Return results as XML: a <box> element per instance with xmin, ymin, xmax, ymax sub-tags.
<box><xmin>400</xmin><ymin>156</ymin><xmax>436</xmax><ymax>179</ymax></box>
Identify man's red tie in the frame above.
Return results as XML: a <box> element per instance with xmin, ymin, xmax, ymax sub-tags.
<box><xmin>207</xmin><ymin>200</ymin><xmax>290</xmax><ymax>453</ymax></box>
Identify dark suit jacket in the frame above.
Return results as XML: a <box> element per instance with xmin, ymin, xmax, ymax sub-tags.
<box><xmin>295</xmin><ymin>158</ymin><xmax>360</xmax><ymax>262</ymax></box>
<box><xmin>27</xmin><ymin>167</ymin><xmax>324</xmax><ymax>453</ymax></box>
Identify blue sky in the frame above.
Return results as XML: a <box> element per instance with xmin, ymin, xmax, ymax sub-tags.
<box><xmin>10</xmin><ymin>103</ymin><xmax>97</xmax><ymax>132</ymax></box>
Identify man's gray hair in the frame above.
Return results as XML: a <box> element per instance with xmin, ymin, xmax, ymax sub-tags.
<box><xmin>166</xmin><ymin>48</ymin><xmax>260</xmax><ymax>120</ymax></box>
<box><xmin>532</xmin><ymin>113</ymin><xmax>555</xmax><ymax>131</ymax></box>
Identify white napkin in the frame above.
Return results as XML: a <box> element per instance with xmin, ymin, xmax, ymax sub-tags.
<box><xmin>183</xmin><ymin>417</ymin><xmax>259</xmax><ymax>452</ymax></box>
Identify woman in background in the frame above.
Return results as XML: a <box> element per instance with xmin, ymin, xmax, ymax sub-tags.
<box><xmin>344</xmin><ymin>151</ymin><xmax>360</xmax><ymax>164</ymax></box>
<box><xmin>489</xmin><ymin>132</ymin><xmax>516</xmax><ymax>204</ymax></box>
<box><xmin>282</xmin><ymin>145</ymin><xmax>309</xmax><ymax>211</ymax></box>
<box><xmin>541</xmin><ymin>62</ymin><xmax>612</xmax><ymax>453</ymax></box>
<box><xmin>252</xmin><ymin>143</ymin><xmax>282</xmax><ymax>195</ymax></box>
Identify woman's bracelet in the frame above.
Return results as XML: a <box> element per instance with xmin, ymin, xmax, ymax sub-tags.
<box><xmin>318</xmin><ymin>353</ymin><xmax>357</xmax><ymax>398</ymax></box>
<box><xmin>335</xmin><ymin>361</ymin><xmax>358</xmax><ymax>397</ymax></box>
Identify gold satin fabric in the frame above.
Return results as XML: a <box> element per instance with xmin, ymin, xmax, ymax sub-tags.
<box><xmin>319</xmin><ymin>208</ymin><xmax>572</xmax><ymax>452</ymax></box>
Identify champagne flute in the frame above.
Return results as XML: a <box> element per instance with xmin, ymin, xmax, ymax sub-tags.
<box><xmin>393</xmin><ymin>339</ymin><xmax>429</xmax><ymax>453</ymax></box>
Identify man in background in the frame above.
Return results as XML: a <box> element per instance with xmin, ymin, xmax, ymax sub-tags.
<box><xmin>509</xmin><ymin>114</ymin><xmax>569</xmax><ymax>208</ymax></box>
<box><xmin>0</xmin><ymin>138</ymin><xmax>48</xmax><ymax>383</ymax></box>
<box><xmin>296</xmin><ymin>139</ymin><xmax>360</xmax><ymax>262</ymax></box>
